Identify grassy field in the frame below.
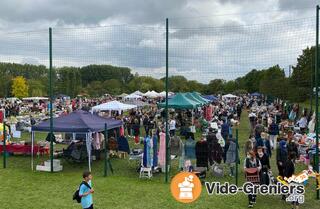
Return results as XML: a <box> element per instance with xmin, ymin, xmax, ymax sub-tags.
<box><xmin>0</xmin><ymin>110</ymin><xmax>320</xmax><ymax>209</ymax></box>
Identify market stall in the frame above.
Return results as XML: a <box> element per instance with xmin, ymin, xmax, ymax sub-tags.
<box><xmin>144</xmin><ymin>90</ymin><xmax>160</xmax><ymax>98</ymax></box>
<box><xmin>22</xmin><ymin>97</ymin><xmax>49</xmax><ymax>102</ymax></box>
<box><xmin>132</xmin><ymin>90</ymin><xmax>144</xmax><ymax>96</ymax></box>
<box><xmin>202</xmin><ymin>95</ymin><xmax>219</xmax><ymax>102</ymax></box>
<box><xmin>123</xmin><ymin>100</ymin><xmax>150</xmax><ymax>108</ymax></box>
<box><xmin>158</xmin><ymin>93</ymin><xmax>200</xmax><ymax>109</ymax></box>
<box><xmin>222</xmin><ymin>94</ymin><xmax>238</xmax><ymax>99</ymax></box>
<box><xmin>0</xmin><ymin>144</ymin><xmax>48</xmax><ymax>155</ymax></box>
<box><xmin>91</xmin><ymin>100</ymin><xmax>137</xmax><ymax>114</ymax></box>
<box><xmin>31</xmin><ymin>110</ymin><xmax>123</xmax><ymax>171</ymax></box>
<box><xmin>124</xmin><ymin>93</ymin><xmax>142</xmax><ymax>100</ymax></box>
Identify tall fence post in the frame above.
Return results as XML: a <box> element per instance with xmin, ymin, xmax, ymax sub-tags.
<box><xmin>49</xmin><ymin>27</ymin><xmax>54</xmax><ymax>173</ymax></box>
<box><xmin>311</xmin><ymin>56</ymin><xmax>314</xmax><ymax>113</ymax></box>
<box><xmin>315</xmin><ymin>5</ymin><xmax>319</xmax><ymax>200</ymax></box>
<box><xmin>165</xmin><ymin>18</ymin><xmax>169</xmax><ymax>183</ymax></box>
<box><xmin>3</xmin><ymin>122</ymin><xmax>6</xmax><ymax>168</ymax></box>
<box><xmin>235</xmin><ymin>129</ymin><xmax>239</xmax><ymax>186</ymax></box>
<box><xmin>104</xmin><ymin>123</ymin><xmax>108</xmax><ymax>177</ymax></box>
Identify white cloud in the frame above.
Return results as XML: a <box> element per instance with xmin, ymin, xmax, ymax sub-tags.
<box><xmin>0</xmin><ymin>0</ymin><xmax>317</xmax><ymax>83</ymax></box>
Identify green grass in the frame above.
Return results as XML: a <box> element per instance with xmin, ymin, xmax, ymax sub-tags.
<box><xmin>0</xmin><ymin>110</ymin><xmax>319</xmax><ymax>209</ymax></box>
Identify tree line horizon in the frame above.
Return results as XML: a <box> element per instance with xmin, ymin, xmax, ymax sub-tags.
<box><xmin>0</xmin><ymin>46</ymin><xmax>315</xmax><ymax>102</ymax></box>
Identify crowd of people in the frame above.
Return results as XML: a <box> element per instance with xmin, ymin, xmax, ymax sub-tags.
<box><xmin>242</xmin><ymin>98</ymin><xmax>316</xmax><ymax>209</ymax></box>
<box><xmin>1</xmin><ymin>93</ymin><xmax>318</xmax><ymax>209</ymax></box>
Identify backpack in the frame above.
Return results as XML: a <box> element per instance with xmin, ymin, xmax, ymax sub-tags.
<box><xmin>73</xmin><ymin>181</ymin><xmax>91</xmax><ymax>203</ymax></box>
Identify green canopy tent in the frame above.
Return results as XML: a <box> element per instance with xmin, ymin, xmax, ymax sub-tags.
<box><xmin>158</xmin><ymin>93</ymin><xmax>199</xmax><ymax>109</ymax></box>
<box><xmin>183</xmin><ymin>92</ymin><xmax>205</xmax><ymax>106</ymax></box>
<box><xmin>158</xmin><ymin>93</ymin><xmax>202</xmax><ymax>127</ymax></box>
<box><xmin>192</xmin><ymin>92</ymin><xmax>211</xmax><ymax>104</ymax></box>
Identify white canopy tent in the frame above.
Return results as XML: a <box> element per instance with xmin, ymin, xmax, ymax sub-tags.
<box><xmin>159</xmin><ymin>91</ymin><xmax>174</xmax><ymax>97</ymax></box>
<box><xmin>22</xmin><ymin>97</ymin><xmax>49</xmax><ymax>101</ymax></box>
<box><xmin>222</xmin><ymin>94</ymin><xmax>238</xmax><ymax>99</ymax></box>
<box><xmin>124</xmin><ymin>93</ymin><xmax>142</xmax><ymax>100</ymax></box>
<box><xmin>91</xmin><ymin>100</ymin><xmax>137</xmax><ymax>113</ymax></box>
<box><xmin>132</xmin><ymin>90</ymin><xmax>144</xmax><ymax>96</ymax></box>
<box><xmin>143</xmin><ymin>91</ymin><xmax>151</xmax><ymax>95</ymax></box>
<box><xmin>144</xmin><ymin>90</ymin><xmax>160</xmax><ymax>98</ymax></box>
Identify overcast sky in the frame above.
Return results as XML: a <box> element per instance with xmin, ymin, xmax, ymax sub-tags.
<box><xmin>0</xmin><ymin>0</ymin><xmax>317</xmax><ymax>83</ymax></box>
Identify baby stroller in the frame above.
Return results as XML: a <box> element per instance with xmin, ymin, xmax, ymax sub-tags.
<box><xmin>245</xmin><ymin>168</ymin><xmax>260</xmax><ymax>184</ymax></box>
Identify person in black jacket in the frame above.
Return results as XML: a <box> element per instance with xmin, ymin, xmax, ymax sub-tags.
<box><xmin>284</xmin><ymin>152</ymin><xmax>295</xmax><ymax>178</ymax></box>
<box><xmin>276</xmin><ymin>139</ymin><xmax>288</xmax><ymax>177</ymax></box>
<box><xmin>195</xmin><ymin>137</ymin><xmax>209</xmax><ymax>168</ymax></box>
<box><xmin>143</xmin><ymin>114</ymin><xmax>150</xmax><ymax>136</ymax></box>
<box><xmin>287</xmin><ymin>137</ymin><xmax>299</xmax><ymax>161</ymax></box>
<box><xmin>283</xmin><ymin>153</ymin><xmax>299</xmax><ymax>209</ymax></box>
<box><xmin>256</xmin><ymin>147</ymin><xmax>270</xmax><ymax>185</ymax></box>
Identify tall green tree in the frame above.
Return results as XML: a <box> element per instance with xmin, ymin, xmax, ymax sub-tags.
<box><xmin>103</xmin><ymin>79</ymin><xmax>122</xmax><ymax>95</ymax></box>
<box><xmin>28</xmin><ymin>79</ymin><xmax>46</xmax><ymax>96</ymax></box>
<box><xmin>206</xmin><ymin>79</ymin><xmax>225</xmax><ymax>94</ymax></box>
<box><xmin>259</xmin><ymin>65</ymin><xmax>288</xmax><ymax>99</ymax></box>
<box><xmin>290</xmin><ymin>46</ymin><xmax>315</xmax><ymax>102</ymax></box>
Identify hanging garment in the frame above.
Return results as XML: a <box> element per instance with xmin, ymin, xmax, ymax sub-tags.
<box><xmin>119</xmin><ymin>125</ymin><xmax>125</xmax><ymax>136</ymax></box>
<box><xmin>308</xmin><ymin>119</ymin><xmax>315</xmax><ymax>133</ymax></box>
<box><xmin>179</xmin><ymin>143</ymin><xmax>185</xmax><ymax>169</ymax></box>
<box><xmin>108</xmin><ymin>137</ymin><xmax>118</xmax><ymax>151</ymax></box>
<box><xmin>0</xmin><ymin>110</ymin><xmax>3</xmax><ymax>123</ymax></box>
<box><xmin>205</xmin><ymin>105</ymin><xmax>213</xmax><ymax>121</ymax></box>
<box><xmin>149</xmin><ymin>137</ymin><xmax>154</xmax><ymax>167</ymax></box>
<box><xmin>117</xmin><ymin>136</ymin><xmax>130</xmax><ymax>153</ymax></box>
<box><xmin>208</xmin><ymin>138</ymin><xmax>223</xmax><ymax>165</ymax></box>
<box><xmin>169</xmin><ymin>136</ymin><xmax>183</xmax><ymax>156</ymax></box>
<box><xmin>184</xmin><ymin>138</ymin><xmax>196</xmax><ymax>159</ymax></box>
<box><xmin>225</xmin><ymin>140</ymin><xmax>237</xmax><ymax>164</ymax></box>
<box><xmin>92</xmin><ymin>133</ymin><xmax>102</xmax><ymax>150</ymax></box>
<box><xmin>152</xmin><ymin>135</ymin><xmax>158</xmax><ymax>167</ymax></box>
<box><xmin>195</xmin><ymin>140</ymin><xmax>209</xmax><ymax>167</ymax></box>
<box><xmin>143</xmin><ymin>136</ymin><xmax>153</xmax><ymax>167</ymax></box>
<box><xmin>158</xmin><ymin>131</ymin><xmax>166</xmax><ymax>167</ymax></box>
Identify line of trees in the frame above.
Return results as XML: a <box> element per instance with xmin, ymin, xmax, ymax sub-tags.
<box><xmin>0</xmin><ymin>46</ymin><xmax>315</xmax><ymax>102</ymax></box>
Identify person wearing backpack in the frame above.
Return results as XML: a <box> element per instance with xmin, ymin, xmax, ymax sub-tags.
<box><xmin>79</xmin><ymin>171</ymin><xmax>94</xmax><ymax>209</ymax></box>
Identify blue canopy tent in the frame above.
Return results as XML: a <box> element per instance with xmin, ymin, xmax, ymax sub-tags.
<box><xmin>203</xmin><ymin>95</ymin><xmax>218</xmax><ymax>102</ymax></box>
<box><xmin>31</xmin><ymin>110</ymin><xmax>123</xmax><ymax>171</ymax></box>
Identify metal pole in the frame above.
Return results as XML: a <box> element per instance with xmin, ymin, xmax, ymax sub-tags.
<box><xmin>3</xmin><ymin>122</ymin><xmax>6</xmax><ymax>168</ymax></box>
<box><xmin>165</xmin><ymin>18</ymin><xmax>169</xmax><ymax>183</ymax></box>
<box><xmin>311</xmin><ymin>51</ymin><xmax>315</xmax><ymax>114</ymax></box>
<box><xmin>2</xmin><ymin>69</ymin><xmax>5</xmax><ymax>98</ymax></box>
<box><xmin>235</xmin><ymin>129</ymin><xmax>239</xmax><ymax>186</ymax></box>
<box><xmin>311</xmin><ymin>60</ymin><xmax>314</xmax><ymax>114</ymax></box>
<box><xmin>315</xmin><ymin>5</ymin><xmax>319</xmax><ymax>200</ymax></box>
<box><xmin>104</xmin><ymin>123</ymin><xmax>108</xmax><ymax>177</ymax></box>
<box><xmin>49</xmin><ymin>27</ymin><xmax>54</xmax><ymax>173</ymax></box>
